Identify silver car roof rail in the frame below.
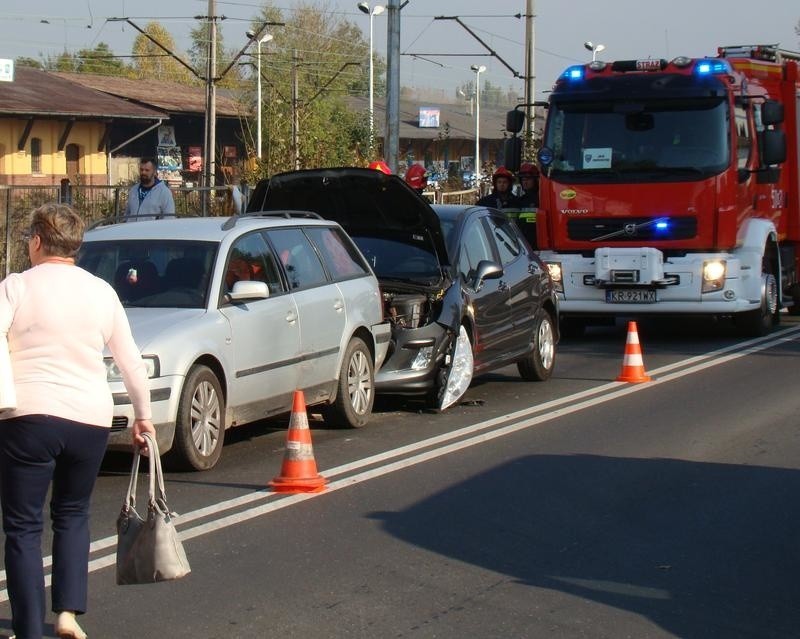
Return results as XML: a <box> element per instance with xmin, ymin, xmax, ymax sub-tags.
<box><xmin>221</xmin><ymin>210</ymin><xmax>323</xmax><ymax>230</ymax></box>
<box><xmin>88</xmin><ymin>213</ymin><xmax>179</xmax><ymax>230</ymax></box>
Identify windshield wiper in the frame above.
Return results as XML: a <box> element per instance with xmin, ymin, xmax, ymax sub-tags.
<box><xmin>590</xmin><ymin>217</ymin><xmax>669</xmax><ymax>242</ymax></box>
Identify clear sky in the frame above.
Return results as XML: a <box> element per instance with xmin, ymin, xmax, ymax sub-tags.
<box><xmin>1</xmin><ymin>0</ymin><xmax>797</xmax><ymax>100</ymax></box>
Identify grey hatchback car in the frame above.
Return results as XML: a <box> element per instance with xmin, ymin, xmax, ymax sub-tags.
<box><xmin>78</xmin><ymin>213</ymin><xmax>390</xmax><ymax>470</ymax></box>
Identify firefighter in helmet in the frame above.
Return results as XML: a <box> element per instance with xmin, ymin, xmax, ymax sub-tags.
<box><xmin>404</xmin><ymin>164</ymin><xmax>428</xmax><ymax>196</ymax></box>
<box><xmin>516</xmin><ymin>162</ymin><xmax>540</xmax><ymax>208</ymax></box>
<box><xmin>477</xmin><ymin>166</ymin><xmax>519</xmax><ymax>210</ymax></box>
<box><xmin>515</xmin><ymin>162</ymin><xmax>540</xmax><ymax>248</ymax></box>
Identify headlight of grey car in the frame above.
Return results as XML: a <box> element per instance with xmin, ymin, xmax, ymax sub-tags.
<box><xmin>104</xmin><ymin>355</ymin><xmax>160</xmax><ymax>381</ymax></box>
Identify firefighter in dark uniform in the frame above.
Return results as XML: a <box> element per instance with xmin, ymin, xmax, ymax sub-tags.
<box><xmin>514</xmin><ymin>162</ymin><xmax>540</xmax><ymax>248</ymax></box>
<box><xmin>477</xmin><ymin>166</ymin><xmax>519</xmax><ymax>209</ymax></box>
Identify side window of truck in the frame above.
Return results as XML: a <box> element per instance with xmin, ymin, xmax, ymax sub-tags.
<box><xmin>735</xmin><ymin>104</ymin><xmax>752</xmax><ymax>169</ymax></box>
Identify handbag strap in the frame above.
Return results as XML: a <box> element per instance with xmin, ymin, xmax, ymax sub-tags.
<box><xmin>124</xmin><ymin>433</ymin><xmax>166</xmax><ymax>511</ymax></box>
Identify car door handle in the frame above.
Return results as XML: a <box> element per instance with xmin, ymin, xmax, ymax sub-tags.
<box><xmin>286</xmin><ymin>311</ymin><xmax>297</xmax><ymax>324</ymax></box>
<box><xmin>498</xmin><ymin>280</ymin><xmax>509</xmax><ymax>292</ymax></box>
<box><xmin>333</xmin><ymin>299</ymin><xmax>344</xmax><ymax>312</ymax></box>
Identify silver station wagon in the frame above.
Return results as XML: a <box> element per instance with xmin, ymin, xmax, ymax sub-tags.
<box><xmin>78</xmin><ymin>213</ymin><xmax>390</xmax><ymax>471</ymax></box>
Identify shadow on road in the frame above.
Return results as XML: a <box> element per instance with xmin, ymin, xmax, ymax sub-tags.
<box><xmin>370</xmin><ymin>454</ymin><xmax>800</xmax><ymax>638</ymax></box>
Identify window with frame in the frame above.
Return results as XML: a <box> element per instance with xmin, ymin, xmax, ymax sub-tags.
<box><xmin>734</xmin><ymin>104</ymin><xmax>752</xmax><ymax>170</ymax></box>
<box><xmin>266</xmin><ymin>228</ymin><xmax>327</xmax><ymax>290</ymax></box>
<box><xmin>224</xmin><ymin>232</ymin><xmax>284</xmax><ymax>296</ymax></box>
<box><xmin>458</xmin><ymin>218</ymin><xmax>494</xmax><ymax>282</ymax></box>
<box><xmin>30</xmin><ymin>138</ymin><xmax>42</xmax><ymax>174</ymax></box>
<box><xmin>305</xmin><ymin>227</ymin><xmax>368</xmax><ymax>280</ymax></box>
<box><xmin>486</xmin><ymin>217</ymin><xmax>522</xmax><ymax>266</ymax></box>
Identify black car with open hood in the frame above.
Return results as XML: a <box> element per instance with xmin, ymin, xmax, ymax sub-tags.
<box><xmin>248</xmin><ymin>167</ymin><xmax>559</xmax><ymax>409</ymax></box>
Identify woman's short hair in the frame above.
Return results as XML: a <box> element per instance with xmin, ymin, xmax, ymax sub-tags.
<box><xmin>28</xmin><ymin>203</ymin><xmax>85</xmax><ymax>258</ymax></box>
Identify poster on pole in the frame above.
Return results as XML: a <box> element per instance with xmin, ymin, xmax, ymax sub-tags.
<box><xmin>157</xmin><ymin>145</ymin><xmax>183</xmax><ymax>183</ymax></box>
<box><xmin>418</xmin><ymin>107</ymin><xmax>440</xmax><ymax>128</ymax></box>
<box><xmin>187</xmin><ymin>146</ymin><xmax>202</xmax><ymax>173</ymax></box>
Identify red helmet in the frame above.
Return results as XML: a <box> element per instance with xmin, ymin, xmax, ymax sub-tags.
<box><xmin>368</xmin><ymin>160</ymin><xmax>392</xmax><ymax>175</ymax></box>
<box><xmin>518</xmin><ymin>162</ymin><xmax>539</xmax><ymax>177</ymax></box>
<box><xmin>405</xmin><ymin>164</ymin><xmax>427</xmax><ymax>190</ymax></box>
<box><xmin>492</xmin><ymin>166</ymin><xmax>515</xmax><ymax>185</ymax></box>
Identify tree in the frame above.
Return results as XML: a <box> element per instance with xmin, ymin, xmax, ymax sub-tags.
<box><xmin>131</xmin><ymin>22</ymin><xmax>194</xmax><ymax>83</ymax></box>
<box><xmin>188</xmin><ymin>21</ymin><xmax>242</xmax><ymax>88</ymax></box>
<box><xmin>74</xmin><ymin>43</ymin><xmax>126</xmax><ymax>75</ymax></box>
<box><xmin>241</xmin><ymin>2</ymin><xmax>373</xmax><ymax>177</ymax></box>
<box><xmin>15</xmin><ymin>57</ymin><xmax>42</xmax><ymax>69</ymax></box>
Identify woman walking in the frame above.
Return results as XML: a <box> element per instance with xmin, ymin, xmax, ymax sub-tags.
<box><xmin>0</xmin><ymin>204</ymin><xmax>154</xmax><ymax>639</ymax></box>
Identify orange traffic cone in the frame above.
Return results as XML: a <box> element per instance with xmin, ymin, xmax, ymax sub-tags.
<box><xmin>616</xmin><ymin>321</ymin><xmax>652</xmax><ymax>383</ymax></box>
<box><xmin>269</xmin><ymin>391</ymin><xmax>327</xmax><ymax>493</ymax></box>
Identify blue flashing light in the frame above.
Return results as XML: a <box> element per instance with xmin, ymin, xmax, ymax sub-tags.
<box><xmin>655</xmin><ymin>221</ymin><xmax>669</xmax><ymax>231</ymax></box>
<box><xmin>696</xmin><ymin>60</ymin><xmax>729</xmax><ymax>75</ymax></box>
<box><xmin>563</xmin><ymin>65</ymin><xmax>584</xmax><ymax>80</ymax></box>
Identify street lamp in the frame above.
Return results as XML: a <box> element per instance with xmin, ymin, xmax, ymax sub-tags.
<box><xmin>584</xmin><ymin>41</ymin><xmax>606</xmax><ymax>62</ymax></box>
<box><xmin>470</xmin><ymin>64</ymin><xmax>486</xmax><ymax>176</ymax></box>
<box><xmin>246</xmin><ymin>30</ymin><xmax>273</xmax><ymax>160</ymax></box>
<box><xmin>358</xmin><ymin>2</ymin><xmax>385</xmax><ymax>158</ymax></box>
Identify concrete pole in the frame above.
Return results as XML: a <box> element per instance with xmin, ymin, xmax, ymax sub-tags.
<box><xmin>524</xmin><ymin>0</ymin><xmax>535</xmax><ymax>157</ymax></box>
<box><xmin>256</xmin><ymin>39</ymin><xmax>262</xmax><ymax>160</ymax></box>
<box><xmin>385</xmin><ymin>0</ymin><xmax>400</xmax><ymax>171</ymax></box>
<box><xmin>292</xmin><ymin>49</ymin><xmax>300</xmax><ymax>169</ymax></box>
<box><xmin>368</xmin><ymin>10</ymin><xmax>375</xmax><ymax>157</ymax></box>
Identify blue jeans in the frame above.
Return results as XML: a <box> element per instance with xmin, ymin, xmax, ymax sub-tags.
<box><xmin>0</xmin><ymin>415</ymin><xmax>109</xmax><ymax>639</ymax></box>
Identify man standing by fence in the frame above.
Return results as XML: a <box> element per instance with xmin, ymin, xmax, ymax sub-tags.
<box><xmin>124</xmin><ymin>158</ymin><xmax>175</xmax><ymax>221</ymax></box>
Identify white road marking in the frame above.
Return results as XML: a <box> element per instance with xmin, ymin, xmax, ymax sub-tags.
<box><xmin>0</xmin><ymin>326</ymin><xmax>798</xmax><ymax>601</ymax></box>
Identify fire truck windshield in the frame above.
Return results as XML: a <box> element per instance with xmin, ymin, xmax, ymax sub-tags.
<box><xmin>543</xmin><ymin>97</ymin><xmax>729</xmax><ymax>182</ymax></box>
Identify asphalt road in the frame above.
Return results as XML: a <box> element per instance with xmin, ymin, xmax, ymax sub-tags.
<box><xmin>2</xmin><ymin>317</ymin><xmax>800</xmax><ymax>638</ymax></box>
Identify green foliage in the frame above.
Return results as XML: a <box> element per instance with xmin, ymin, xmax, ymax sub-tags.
<box><xmin>74</xmin><ymin>43</ymin><xmax>126</xmax><ymax>75</ymax></box>
<box><xmin>240</xmin><ymin>2</ymin><xmax>374</xmax><ymax>178</ymax></box>
<box><xmin>132</xmin><ymin>22</ymin><xmax>194</xmax><ymax>83</ymax></box>
<box><xmin>15</xmin><ymin>57</ymin><xmax>42</xmax><ymax>69</ymax></box>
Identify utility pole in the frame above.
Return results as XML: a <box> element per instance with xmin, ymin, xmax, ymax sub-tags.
<box><xmin>385</xmin><ymin>0</ymin><xmax>401</xmax><ymax>172</ymax></box>
<box><xmin>523</xmin><ymin>0</ymin><xmax>535</xmax><ymax>158</ymax></box>
<box><xmin>292</xmin><ymin>49</ymin><xmax>300</xmax><ymax>170</ymax></box>
<box><xmin>202</xmin><ymin>0</ymin><xmax>218</xmax><ymax>212</ymax></box>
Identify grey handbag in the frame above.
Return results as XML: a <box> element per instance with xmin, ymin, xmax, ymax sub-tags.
<box><xmin>116</xmin><ymin>433</ymin><xmax>191</xmax><ymax>585</ymax></box>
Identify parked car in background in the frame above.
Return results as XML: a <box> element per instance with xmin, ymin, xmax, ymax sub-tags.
<box><xmin>246</xmin><ymin>168</ymin><xmax>559</xmax><ymax>409</ymax></box>
<box><xmin>78</xmin><ymin>214</ymin><xmax>390</xmax><ymax>470</ymax></box>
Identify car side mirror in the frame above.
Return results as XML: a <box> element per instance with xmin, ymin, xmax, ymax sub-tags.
<box><xmin>229</xmin><ymin>280</ymin><xmax>270</xmax><ymax>301</ymax></box>
<box><xmin>473</xmin><ymin>259</ymin><xmax>503</xmax><ymax>291</ymax></box>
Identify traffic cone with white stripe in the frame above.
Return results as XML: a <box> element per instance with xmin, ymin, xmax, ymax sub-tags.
<box><xmin>269</xmin><ymin>390</ymin><xmax>327</xmax><ymax>493</ymax></box>
<box><xmin>616</xmin><ymin>321</ymin><xmax>652</xmax><ymax>383</ymax></box>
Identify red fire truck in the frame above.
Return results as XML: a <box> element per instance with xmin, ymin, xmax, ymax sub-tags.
<box><xmin>518</xmin><ymin>45</ymin><xmax>799</xmax><ymax>336</ymax></box>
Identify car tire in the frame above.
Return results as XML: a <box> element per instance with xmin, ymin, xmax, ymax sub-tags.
<box><xmin>167</xmin><ymin>365</ymin><xmax>225</xmax><ymax>471</ymax></box>
<box><xmin>324</xmin><ymin>337</ymin><xmax>374</xmax><ymax>428</ymax></box>
<box><xmin>517</xmin><ymin>309</ymin><xmax>557</xmax><ymax>381</ymax></box>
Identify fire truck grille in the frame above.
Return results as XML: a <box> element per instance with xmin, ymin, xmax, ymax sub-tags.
<box><xmin>567</xmin><ymin>217</ymin><xmax>698</xmax><ymax>242</ymax></box>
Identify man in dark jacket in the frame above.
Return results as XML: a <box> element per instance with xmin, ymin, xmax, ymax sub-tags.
<box><xmin>477</xmin><ymin>166</ymin><xmax>519</xmax><ymax>209</ymax></box>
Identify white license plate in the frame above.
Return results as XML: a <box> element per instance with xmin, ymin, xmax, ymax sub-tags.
<box><xmin>606</xmin><ymin>289</ymin><xmax>657</xmax><ymax>303</ymax></box>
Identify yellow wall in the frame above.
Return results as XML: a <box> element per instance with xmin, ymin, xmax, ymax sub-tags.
<box><xmin>0</xmin><ymin>118</ymin><xmax>108</xmax><ymax>178</ymax></box>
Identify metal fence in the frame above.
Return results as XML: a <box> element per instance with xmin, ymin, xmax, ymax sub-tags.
<box><xmin>0</xmin><ymin>184</ymin><xmax>245</xmax><ymax>277</ymax></box>
<box><xmin>0</xmin><ymin>183</ymin><xmax>481</xmax><ymax>277</ymax></box>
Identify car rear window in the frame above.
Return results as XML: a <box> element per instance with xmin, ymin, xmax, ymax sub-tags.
<box><xmin>266</xmin><ymin>228</ymin><xmax>328</xmax><ymax>290</ymax></box>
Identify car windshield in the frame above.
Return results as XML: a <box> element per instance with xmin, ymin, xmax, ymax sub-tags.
<box><xmin>543</xmin><ymin>97</ymin><xmax>729</xmax><ymax>181</ymax></box>
<box><xmin>78</xmin><ymin>240</ymin><xmax>217</xmax><ymax>308</ymax></box>
<box><xmin>349</xmin><ymin>232</ymin><xmax>441</xmax><ymax>284</ymax></box>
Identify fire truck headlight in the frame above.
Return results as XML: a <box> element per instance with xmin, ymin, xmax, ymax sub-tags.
<box><xmin>702</xmin><ymin>260</ymin><xmax>726</xmax><ymax>293</ymax></box>
<box><xmin>547</xmin><ymin>262</ymin><xmax>563</xmax><ymax>293</ymax></box>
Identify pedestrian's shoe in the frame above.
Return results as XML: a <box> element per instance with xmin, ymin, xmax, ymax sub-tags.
<box><xmin>55</xmin><ymin>612</ymin><xmax>87</xmax><ymax>639</ymax></box>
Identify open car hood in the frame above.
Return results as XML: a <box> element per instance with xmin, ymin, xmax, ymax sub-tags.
<box><xmin>247</xmin><ymin>168</ymin><xmax>449</xmax><ymax>267</ymax></box>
